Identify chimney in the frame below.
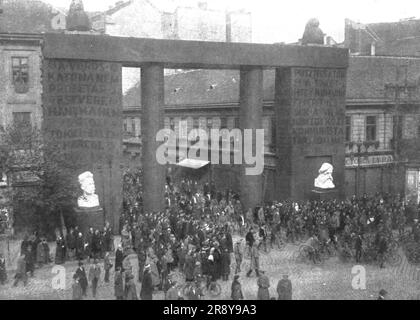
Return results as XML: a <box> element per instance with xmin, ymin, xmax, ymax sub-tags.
<box><xmin>371</xmin><ymin>42</ymin><xmax>376</xmax><ymax>56</ymax></box>
<box><xmin>225</xmin><ymin>11</ymin><xmax>232</xmax><ymax>42</ymax></box>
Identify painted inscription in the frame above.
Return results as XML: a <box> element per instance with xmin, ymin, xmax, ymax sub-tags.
<box><xmin>43</xmin><ymin>60</ymin><xmax>122</xmax><ymax>165</ymax></box>
<box><xmin>291</xmin><ymin>68</ymin><xmax>346</xmax><ymax>145</ymax></box>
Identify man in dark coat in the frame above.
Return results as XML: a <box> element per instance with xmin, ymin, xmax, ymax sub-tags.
<box><xmin>75</xmin><ymin>232</ymin><xmax>84</xmax><ymax>261</ymax></box>
<box><xmin>92</xmin><ymin>230</ymin><xmax>102</xmax><ymax>260</ymax></box>
<box><xmin>72</xmin><ymin>275</ymin><xmax>83</xmax><ymax>300</ymax></box>
<box><xmin>114</xmin><ymin>267</ymin><xmax>124</xmax><ymax>300</ymax></box>
<box><xmin>221</xmin><ymin>249</ymin><xmax>231</xmax><ymax>281</ymax></box>
<box><xmin>115</xmin><ymin>245</ymin><xmax>124</xmax><ymax>272</ymax></box>
<box><xmin>66</xmin><ymin>228</ymin><xmax>76</xmax><ymax>260</ymax></box>
<box><xmin>245</xmin><ymin>228</ymin><xmax>255</xmax><ymax>247</ymax></box>
<box><xmin>20</xmin><ymin>235</ymin><xmax>31</xmax><ymax>257</ymax></box>
<box><xmin>74</xmin><ymin>261</ymin><xmax>88</xmax><ymax>296</ymax></box>
<box><xmin>277</xmin><ymin>275</ymin><xmax>292</xmax><ymax>300</ymax></box>
<box><xmin>55</xmin><ymin>236</ymin><xmax>66</xmax><ymax>265</ymax></box>
<box><xmin>140</xmin><ymin>265</ymin><xmax>154</xmax><ymax>300</ymax></box>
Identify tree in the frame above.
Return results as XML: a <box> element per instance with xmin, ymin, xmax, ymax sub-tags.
<box><xmin>0</xmin><ymin>123</ymin><xmax>79</xmax><ymax>238</ymax></box>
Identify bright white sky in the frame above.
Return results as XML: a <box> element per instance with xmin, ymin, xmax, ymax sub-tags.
<box><xmin>43</xmin><ymin>0</ymin><xmax>420</xmax><ymax>43</ymax></box>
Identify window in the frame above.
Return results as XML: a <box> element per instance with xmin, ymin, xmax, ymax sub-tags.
<box><xmin>13</xmin><ymin>112</ymin><xmax>31</xmax><ymax>129</ymax></box>
<box><xmin>123</xmin><ymin>119</ymin><xmax>128</xmax><ymax>132</ymax></box>
<box><xmin>234</xmin><ymin>117</ymin><xmax>240</xmax><ymax>129</ymax></box>
<box><xmin>345</xmin><ymin>116</ymin><xmax>352</xmax><ymax>142</ymax></box>
<box><xmin>393</xmin><ymin>115</ymin><xmax>403</xmax><ymax>141</ymax></box>
<box><xmin>12</xmin><ymin>57</ymin><xmax>29</xmax><ymax>93</ymax></box>
<box><xmin>366</xmin><ymin>116</ymin><xmax>377</xmax><ymax>141</ymax></box>
<box><xmin>220</xmin><ymin>117</ymin><xmax>227</xmax><ymax>129</ymax></box>
<box><xmin>131</xmin><ymin>118</ymin><xmax>136</xmax><ymax>134</ymax></box>
<box><xmin>271</xmin><ymin>117</ymin><xmax>276</xmax><ymax>149</ymax></box>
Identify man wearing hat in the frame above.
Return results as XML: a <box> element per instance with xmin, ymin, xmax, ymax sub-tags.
<box><xmin>140</xmin><ymin>264</ymin><xmax>154</xmax><ymax>300</ymax></box>
<box><xmin>74</xmin><ymin>261</ymin><xmax>88</xmax><ymax>296</ymax></box>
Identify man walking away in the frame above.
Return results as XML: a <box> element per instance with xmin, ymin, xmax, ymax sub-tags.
<box><xmin>75</xmin><ymin>261</ymin><xmax>88</xmax><ymax>297</ymax></box>
<box><xmin>72</xmin><ymin>275</ymin><xmax>83</xmax><ymax>300</ymax></box>
<box><xmin>246</xmin><ymin>242</ymin><xmax>260</xmax><ymax>277</ymax></box>
<box><xmin>88</xmin><ymin>259</ymin><xmax>101</xmax><ymax>298</ymax></box>
<box><xmin>114</xmin><ymin>267</ymin><xmax>124</xmax><ymax>300</ymax></box>
<box><xmin>140</xmin><ymin>264</ymin><xmax>154</xmax><ymax>300</ymax></box>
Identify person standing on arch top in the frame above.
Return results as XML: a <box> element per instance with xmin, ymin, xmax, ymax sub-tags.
<box><xmin>301</xmin><ymin>18</ymin><xmax>325</xmax><ymax>45</ymax></box>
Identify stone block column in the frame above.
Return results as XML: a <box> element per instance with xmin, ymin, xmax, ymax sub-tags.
<box><xmin>274</xmin><ymin>67</ymin><xmax>347</xmax><ymax>201</ymax></box>
<box><xmin>141</xmin><ymin>64</ymin><xmax>165</xmax><ymax>213</ymax></box>
<box><xmin>239</xmin><ymin>67</ymin><xmax>264</xmax><ymax>212</ymax></box>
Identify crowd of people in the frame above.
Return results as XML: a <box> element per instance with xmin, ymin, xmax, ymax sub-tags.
<box><xmin>1</xmin><ymin>175</ymin><xmax>419</xmax><ymax>300</ymax></box>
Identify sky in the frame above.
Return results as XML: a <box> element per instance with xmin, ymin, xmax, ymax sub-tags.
<box><xmin>43</xmin><ymin>0</ymin><xmax>420</xmax><ymax>43</ymax></box>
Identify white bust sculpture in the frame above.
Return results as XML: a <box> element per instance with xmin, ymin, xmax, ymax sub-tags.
<box><xmin>314</xmin><ymin>163</ymin><xmax>335</xmax><ymax>189</ymax></box>
<box><xmin>77</xmin><ymin>171</ymin><xmax>100</xmax><ymax>208</ymax></box>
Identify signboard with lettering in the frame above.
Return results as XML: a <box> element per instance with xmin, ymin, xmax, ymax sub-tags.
<box><xmin>345</xmin><ymin>155</ymin><xmax>394</xmax><ymax>167</ymax></box>
<box><xmin>43</xmin><ymin>60</ymin><xmax>122</xmax><ymax>166</ymax></box>
<box><xmin>291</xmin><ymin>68</ymin><xmax>346</xmax><ymax>146</ymax></box>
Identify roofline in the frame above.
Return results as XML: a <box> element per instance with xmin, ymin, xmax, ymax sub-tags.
<box><xmin>123</xmin><ymin>98</ymin><xmax>420</xmax><ymax>112</ymax></box>
<box><xmin>350</xmin><ymin>55</ymin><xmax>420</xmax><ymax>60</ymax></box>
<box><xmin>0</xmin><ymin>33</ymin><xmax>43</xmax><ymax>46</ymax></box>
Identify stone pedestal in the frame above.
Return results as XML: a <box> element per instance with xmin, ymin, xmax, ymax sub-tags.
<box><xmin>309</xmin><ymin>189</ymin><xmax>339</xmax><ymax>201</ymax></box>
<box><xmin>74</xmin><ymin>207</ymin><xmax>104</xmax><ymax>235</ymax></box>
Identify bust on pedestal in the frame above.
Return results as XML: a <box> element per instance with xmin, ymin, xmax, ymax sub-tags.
<box><xmin>311</xmin><ymin>163</ymin><xmax>338</xmax><ymax>201</ymax></box>
<box><xmin>74</xmin><ymin>171</ymin><xmax>104</xmax><ymax>234</ymax></box>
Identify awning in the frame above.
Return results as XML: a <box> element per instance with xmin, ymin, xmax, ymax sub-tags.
<box><xmin>176</xmin><ymin>158</ymin><xmax>210</xmax><ymax>169</ymax></box>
